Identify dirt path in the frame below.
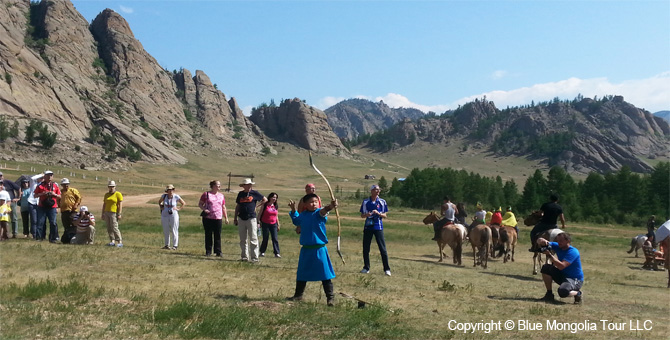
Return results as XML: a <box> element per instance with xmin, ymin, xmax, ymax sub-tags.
<box><xmin>80</xmin><ymin>190</ymin><xmax>201</xmax><ymax>209</ymax></box>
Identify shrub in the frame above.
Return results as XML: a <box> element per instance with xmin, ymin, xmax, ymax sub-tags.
<box><xmin>88</xmin><ymin>125</ymin><xmax>102</xmax><ymax>143</ymax></box>
<box><xmin>261</xmin><ymin>146</ymin><xmax>271</xmax><ymax>156</ymax></box>
<box><xmin>121</xmin><ymin>144</ymin><xmax>142</xmax><ymax>161</ymax></box>
<box><xmin>4</xmin><ymin>72</ymin><xmax>11</xmax><ymax>84</ymax></box>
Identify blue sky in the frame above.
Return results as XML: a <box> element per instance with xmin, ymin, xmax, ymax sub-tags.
<box><xmin>70</xmin><ymin>0</ymin><xmax>670</xmax><ymax>114</ymax></box>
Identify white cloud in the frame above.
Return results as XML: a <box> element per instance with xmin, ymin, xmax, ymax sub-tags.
<box><xmin>242</xmin><ymin>105</ymin><xmax>254</xmax><ymax>117</ymax></box>
<box><xmin>119</xmin><ymin>5</ymin><xmax>134</xmax><ymax>14</ymax></box>
<box><xmin>453</xmin><ymin>72</ymin><xmax>670</xmax><ymax>112</ymax></box>
<box><xmin>316</xmin><ymin>72</ymin><xmax>670</xmax><ymax>115</ymax></box>
<box><xmin>491</xmin><ymin>70</ymin><xmax>508</xmax><ymax>80</ymax></box>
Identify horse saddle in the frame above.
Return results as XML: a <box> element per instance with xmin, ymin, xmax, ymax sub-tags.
<box><xmin>434</xmin><ymin>218</ymin><xmax>453</xmax><ymax>229</ymax></box>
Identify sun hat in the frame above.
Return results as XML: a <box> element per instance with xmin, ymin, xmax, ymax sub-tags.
<box><xmin>61</xmin><ymin>178</ymin><xmax>70</xmax><ymax>184</ymax></box>
<box><xmin>239</xmin><ymin>178</ymin><xmax>255</xmax><ymax>186</ymax></box>
<box><xmin>80</xmin><ymin>206</ymin><xmax>88</xmax><ymax>212</ymax></box>
<box><xmin>108</xmin><ymin>180</ymin><xmax>116</xmax><ymax>187</ymax></box>
<box><xmin>0</xmin><ymin>192</ymin><xmax>9</xmax><ymax>201</ymax></box>
<box><xmin>165</xmin><ymin>184</ymin><xmax>175</xmax><ymax>191</ymax></box>
<box><xmin>44</xmin><ymin>170</ymin><xmax>54</xmax><ymax>175</ymax></box>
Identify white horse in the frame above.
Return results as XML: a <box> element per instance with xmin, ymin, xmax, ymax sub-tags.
<box><xmin>627</xmin><ymin>234</ymin><xmax>648</xmax><ymax>258</ymax></box>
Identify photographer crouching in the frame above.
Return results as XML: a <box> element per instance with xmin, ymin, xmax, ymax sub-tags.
<box><xmin>536</xmin><ymin>232</ymin><xmax>584</xmax><ymax>304</ymax></box>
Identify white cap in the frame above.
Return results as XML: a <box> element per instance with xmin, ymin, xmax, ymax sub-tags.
<box><xmin>61</xmin><ymin>178</ymin><xmax>70</xmax><ymax>184</ymax></box>
<box><xmin>0</xmin><ymin>192</ymin><xmax>9</xmax><ymax>201</ymax></box>
<box><xmin>79</xmin><ymin>206</ymin><xmax>88</xmax><ymax>212</ymax></box>
<box><xmin>44</xmin><ymin>170</ymin><xmax>54</xmax><ymax>175</ymax></box>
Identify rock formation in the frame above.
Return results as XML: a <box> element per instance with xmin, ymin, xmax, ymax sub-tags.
<box><xmin>249</xmin><ymin>98</ymin><xmax>346</xmax><ymax>154</ymax></box>
<box><xmin>325</xmin><ymin>98</ymin><xmax>424</xmax><ymax>140</ymax></box>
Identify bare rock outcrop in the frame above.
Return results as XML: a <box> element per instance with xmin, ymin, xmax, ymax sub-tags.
<box><xmin>250</xmin><ymin>98</ymin><xmax>346</xmax><ymax>154</ymax></box>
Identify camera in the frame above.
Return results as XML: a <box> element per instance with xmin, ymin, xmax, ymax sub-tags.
<box><xmin>168</xmin><ymin>209</ymin><xmax>173</xmax><ymax>215</ymax></box>
<box><xmin>539</xmin><ymin>245</ymin><xmax>552</xmax><ymax>253</ymax></box>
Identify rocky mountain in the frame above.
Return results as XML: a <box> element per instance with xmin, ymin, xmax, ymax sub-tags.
<box><xmin>655</xmin><ymin>110</ymin><xmax>670</xmax><ymax>122</ymax></box>
<box><xmin>324</xmin><ymin>98</ymin><xmax>424</xmax><ymax>140</ymax></box>
<box><xmin>0</xmin><ymin>1</ymin><xmax>337</xmax><ymax>169</ymax></box>
<box><xmin>351</xmin><ymin>96</ymin><xmax>669</xmax><ymax>174</ymax></box>
<box><xmin>249</xmin><ymin>98</ymin><xmax>346</xmax><ymax>154</ymax></box>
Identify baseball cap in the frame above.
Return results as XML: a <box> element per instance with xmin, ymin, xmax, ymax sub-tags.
<box><xmin>79</xmin><ymin>206</ymin><xmax>88</xmax><ymax>212</ymax></box>
<box><xmin>370</xmin><ymin>185</ymin><xmax>380</xmax><ymax>190</ymax></box>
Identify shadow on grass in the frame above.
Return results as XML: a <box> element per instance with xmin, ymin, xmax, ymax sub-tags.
<box><xmin>487</xmin><ymin>295</ymin><xmax>568</xmax><ymax>304</ymax></box>
<box><xmin>392</xmin><ymin>255</ymin><xmax>467</xmax><ymax>268</ymax></box>
<box><xmin>481</xmin><ymin>271</ymin><xmax>538</xmax><ymax>282</ymax></box>
<box><xmin>612</xmin><ymin>282</ymin><xmax>668</xmax><ymax>289</ymax></box>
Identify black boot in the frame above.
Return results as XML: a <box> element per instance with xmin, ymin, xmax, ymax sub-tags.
<box><xmin>432</xmin><ymin>226</ymin><xmax>439</xmax><ymax>241</ymax></box>
<box><xmin>287</xmin><ymin>281</ymin><xmax>306</xmax><ymax>301</ymax></box>
<box><xmin>322</xmin><ymin>280</ymin><xmax>334</xmax><ymax>306</ymax></box>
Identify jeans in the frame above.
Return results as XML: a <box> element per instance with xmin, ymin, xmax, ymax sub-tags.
<box><xmin>10</xmin><ymin>201</ymin><xmax>18</xmax><ymax>236</ymax></box>
<box><xmin>362</xmin><ymin>229</ymin><xmax>390</xmax><ymax>271</ymax></box>
<box><xmin>21</xmin><ymin>204</ymin><xmax>37</xmax><ymax>237</ymax></box>
<box><xmin>259</xmin><ymin>222</ymin><xmax>280</xmax><ymax>255</ymax></box>
<box><xmin>202</xmin><ymin>218</ymin><xmax>222</xmax><ymax>255</ymax></box>
<box><xmin>36</xmin><ymin>206</ymin><xmax>58</xmax><ymax>241</ymax></box>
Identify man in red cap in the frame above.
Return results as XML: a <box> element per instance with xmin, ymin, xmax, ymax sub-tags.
<box><xmin>298</xmin><ymin>183</ymin><xmax>321</xmax><ymax>213</ymax></box>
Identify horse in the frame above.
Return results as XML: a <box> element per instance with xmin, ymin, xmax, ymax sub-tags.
<box><xmin>524</xmin><ymin>210</ymin><xmax>543</xmax><ymax>226</ymax></box>
<box><xmin>498</xmin><ymin>226</ymin><xmax>518</xmax><ymax>263</ymax></box>
<box><xmin>488</xmin><ymin>224</ymin><xmax>504</xmax><ymax>258</ymax></box>
<box><xmin>530</xmin><ymin>228</ymin><xmax>564</xmax><ymax>275</ymax></box>
<box><xmin>422</xmin><ymin>212</ymin><xmax>466</xmax><ymax>264</ymax></box>
<box><xmin>469</xmin><ymin>224</ymin><xmax>492</xmax><ymax>268</ymax></box>
<box><xmin>627</xmin><ymin>234</ymin><xmax>648</xmax><ymax>257</ymax></box>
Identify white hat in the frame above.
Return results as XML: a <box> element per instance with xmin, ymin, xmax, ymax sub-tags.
<box><xmin>239</xmin><ymin>178</ymin><xmax>255</xmax><ymax>186</ymax></box>
<box><xmin>0</xmin><ymin>192</ymin><xmax>9</xmax><ymax>201</ymax></box>
<box><xmin>108</xmin><ymin>180</ymin><xmax>116</xmax><ymax>187</ymax></box>
<box><xmin>44</xmin><ymin>170</ymin><xmax>54</xmax><ymax>175</ymax></box>
<box><xmin>61</xmin><ymin>178</ymin><xmax>70</xmax><ymax>184</ymax></box>
<box><xmin>79</xmin><ymin>206</ymin><xmax>88</xmax><ymax>212</ymax></box>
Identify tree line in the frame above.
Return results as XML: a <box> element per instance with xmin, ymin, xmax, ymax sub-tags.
<box><xmin>384</xmin><ymin>162</ymin><xmax>669</xmax><ymax>226</ymax></box>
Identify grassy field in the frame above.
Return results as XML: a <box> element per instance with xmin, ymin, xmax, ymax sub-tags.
<box><xmin>0</xmin><ymin>150</ymin><xmax>668</xmax><ymax>339</ymax></box>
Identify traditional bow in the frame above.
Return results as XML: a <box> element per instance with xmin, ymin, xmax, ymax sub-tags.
<box><xmin>309</xmin><ymin>152</ymin><xmax>345</xmax><ymax>264</ymax></box>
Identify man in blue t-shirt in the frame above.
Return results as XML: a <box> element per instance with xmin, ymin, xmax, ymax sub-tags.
<box><xmin>359</xmin><ymin>185</ymin><xmax>391</xmax><ymax>276</ymax></box>
<box><xmin>536</xmin><ymin>232</ymin><xmax>584</xmax><ymax>304</ymax></box>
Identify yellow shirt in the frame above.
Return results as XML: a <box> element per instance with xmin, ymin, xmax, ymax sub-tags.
<box><xmin>502</xmin><ymin>211</ymin><xmax>517</xmax><ymax>227</ymax></box>
<box><xmin>60</xmin><ymin>187</ymin><xmax>82</xmax><ymax>212</ymax></box>
<box><xmin>0</xmin><ymin>203</ymin><xmax>11</xmax><ymax>222</ymax></box>
<box><xmin>485</xmin><ymin>211</ymin><xmax>493</xmax><ymax>224</ymax></box>
<box><xmin>103</xmin><ymin>191</ymin><xmax>123</xmax><ymax>213</ymax></box>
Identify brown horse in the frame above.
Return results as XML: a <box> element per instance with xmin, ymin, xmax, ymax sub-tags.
<box><xmin>422</xmin><ymin>212</ymin><xmax>465</xmax><ymax>264</ymax></box>
<box><xmin>469</xmin><ymin>224</ymin><xmax>492</xmax><ymax>268</ymax></box>
<box><xmin>498</xmin><ymin>226</ymin><xmax>518</xmax><ymax>263</ymax></box>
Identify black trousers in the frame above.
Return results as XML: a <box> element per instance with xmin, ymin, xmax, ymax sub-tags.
<box><xmin>203</xmin><ymin>218</ymin><xmax>222</xmax><ymax>255</ymax></box>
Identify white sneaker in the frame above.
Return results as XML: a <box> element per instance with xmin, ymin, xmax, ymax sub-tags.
<box><xmin>107</xmin><ymin>242</ymin><xmax>115</xmax><ymax>246</ymax></box>
<box><xmin>384</xmin><ymin>270</ymin><xmax>392</xmax><ymax>276</ymax></box>
<box><xmin>360</xmin><ymin>268</ymin><xmax>369</xmax><ymax>274</ymax></box>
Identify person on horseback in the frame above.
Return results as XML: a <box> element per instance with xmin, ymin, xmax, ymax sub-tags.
<box><xmin>529</xmin><ymin>194</ymin><xmax>565</xmax><ymax>252</ymax></box>
<box><xmin>433</xmin><ymin>196</ymin><xmax>457</xmax><ymax>241</ymax></box>
<box><xmin>468</xmin><ymin>202</ymin><xmax>486</xmax><ymax>233</ymax></box>
<box><xmin>502</xmin><ymin>206</ymin><xmax>519</xmax><ymax>235</ymax></box>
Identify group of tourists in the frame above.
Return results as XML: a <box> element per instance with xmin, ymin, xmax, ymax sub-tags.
<box><xmin>0</xmin><ymin>170</ymin><xmax>123</xmax><ymax>246</ymax></box>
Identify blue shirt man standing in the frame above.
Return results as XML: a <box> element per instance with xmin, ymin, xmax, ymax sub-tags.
<box><xmin>359</xmin><ymin>184</ymin><xmax>391</xmax><ymax>276</ymax></box>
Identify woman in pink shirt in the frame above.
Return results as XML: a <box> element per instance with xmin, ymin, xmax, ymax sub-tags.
<box><xmin>198</xmin><ymin>180</ymin><xmax>229</xmax><ymax>257</ymax></box>
<box><xmin>259</xmin><ymin>192</ymin><xmax>281</xmax><ymax>258</ymax></box>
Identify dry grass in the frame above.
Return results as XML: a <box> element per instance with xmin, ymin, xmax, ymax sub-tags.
<box><xmin>0</xmin><ymin>150</ymin><xmax>668</xmax><ymax>339</ymax></box>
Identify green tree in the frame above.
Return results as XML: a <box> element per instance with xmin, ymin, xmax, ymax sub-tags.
<box><xmin>378</xmin><ymin>176</ymin><xmax>388</xmax><ymax>196</ymax></box>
